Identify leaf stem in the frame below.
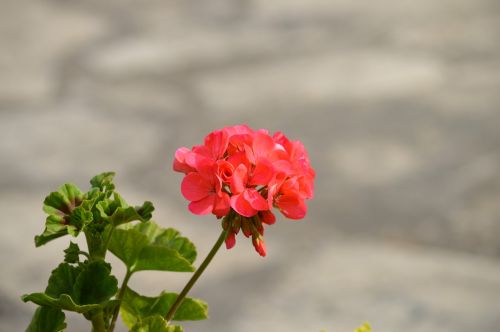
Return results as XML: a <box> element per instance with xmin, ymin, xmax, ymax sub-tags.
<box><xmin>165</xmin><ymin>227</ymin><xmax>228</xmax><ymax>323</ymax></box>
<box><xmin>108</xmin><ymin>269</ymin><xmax>133</xmax><ymax>332</ymax></box>
<box><xmin>91</xmin><ymin>311</ymin><xmax>107</xmax><ymax>332</ymax></box>
<box><xmin>79</xmin><ymin>251</ymin><xmax>90</xmax><ymax>259</ymax></box>
<box><xmin>85</xmin><ymin>231</ymin><xmax>107</xmax><ymax>261</ymax></box>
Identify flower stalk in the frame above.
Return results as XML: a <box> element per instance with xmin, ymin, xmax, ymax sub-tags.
<box><xmin>165</xmin><ymin>225</ymin><xmax>229</xmax><ymax>323</ymax></box>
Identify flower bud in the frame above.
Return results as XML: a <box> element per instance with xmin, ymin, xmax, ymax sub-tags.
<box><xmin>252</xmin><ymin>236</ymin><xmax>266</xmax><ymax>257</ymax></box>
<box><xmin>221</xmin><ymin>217</ymin><xmax>230</xmax><ymax>230</ymax></box>
<box><xmin>241</xmin><ymin>218</ymin><xmax>252</xmax><ymax>238</ymax></box>
<box><xmin>252</xmin><ymin>217</ymin><xmax>264</xmax><ymax>236</ymax></box>
<box><xmin>232</xmin><ymin>215</ymin><xmax>241</xmax><ymax>234</ymax></box>
<box><xmin>225</xmin><ymin>231</ymin><xmax>236</xmax><ymax>249</ymax></box>
<box><xmin>259</xmin><ymin>210</ymin><xmax>276</xmax><ymax>225</ymax></box>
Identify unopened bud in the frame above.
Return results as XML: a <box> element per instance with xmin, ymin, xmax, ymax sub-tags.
<box><xmin>241</xmin><ymin>218</ymin><xmax>252</xmax><ymax>238</ymax></box>
<box><xmin>221</xmin><ymin>217</ymin><xmax>230</xmax><ymax>230</ymax></box>
<box><xmin>232</xmin><ymin>215</ymin><xmax>241</xmax><ymax>234</ymax></box>
<box><xmin>259</xmin><ymin>210</ymin><xmax>276</xmax><ymax>225</ymax></box>
<box><xmin>225</xmin><ymin>231</ymin><xmax>236</xmax><ymax>249</ymax></box>
<box><xmin>253</xmin><ymin>217</ymin><xmax>264</xmax><ymax>236</ymax></box>
<box><xmin>252</xmin><ymin>236</ymin><xmax>266</xmax><ymax>257</ymax></box>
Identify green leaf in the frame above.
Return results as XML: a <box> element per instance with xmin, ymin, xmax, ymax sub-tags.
<box><xmin>63</xmin><ymin>242</ymin><xmax>81</xmax><ymax>264</ymax></box>
<box><xmin>136</xmin><ymin>201</ymin><xmax>155</xmax><ymax>222</ymax></box>
<box><xmin>108</xmin><ymin>229</ymin><xmax>149</xmax><ymax>268</ymax></box>
<box><xmin>132</xmin><ymin>246</ymin><xmax>194</xmax><ymax>273</ymax></box>
<box><xmin>35</xmin><ymin>173</ymin><xmax>154</xmax><ymax>247</ymax></box>
<box><xmin>45</xmin><ymin>263</ymin><xmax>81</xmax><ymax>298</ymax></box>
<box><xmin>22</xmin><ymin>293</ymin><xmax>101</xmax><ymax>314</ymax></box>
<box><xmin>23</xmin><ymin>261</ymin><xmax>118</xmax><ymax>313</ymax></box>
<box><xmin>26</xmin><ymin>306</ymin><xmax>66</xmax><ymax>332</ymax></box>
<box><xmin>121</xmin><ymin>287</ymin><xmax>208</xmax><ymax>328</ymax></box>
<box><xmin>73</xmin><ymin>261</ymin><xmax>118</xmax><ymax>305</ymax></box>
<box><xmin>135</xmin><ymin>222</ymin><xmax>196</xmax><ymax>264</ymax></box>
<box><xmin>108</xmin><ymin>221</ymin><xmax>195</xmax><ymax>273</ymax></box>
<box><xmin>34</xmin><ymin>220</ymin><xmax>67</xmax><ymax>247</ymax></box>
<box><xmin>42</xmin><ymin>184</ymin><xmax>84</xmax><ymax>216</ymax></box>
<box><xmin>107</xmin><ymin>201</ymin><xmax>154</xmax><ymax>226</ymax></box>
<box><xmin>96</xmin><ymin>192</ymin><xmax>154</xmax><ymax>226</ymax></box>
<box><xmin>169</xmin><ymin>296</ymin><xmax>208</xmax><ymax>321</ymax></box>
<box><xmin>66</xmin><ymin>207</ymin><xmax>93</xmax><ymax>236</ymax></box>
<box><xmin>35</xmin><ymin>183</ymin><xmax>91</xmax><ymax>247</ymax></box>
<box><xmin>90</xmin><ymin>172</ymin><xmax>116</xmax><ymax>193</ymax></box>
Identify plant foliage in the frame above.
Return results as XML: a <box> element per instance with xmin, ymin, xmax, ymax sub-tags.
<box><xmin>23</xmin><ymin>172</ymin><xmax>205</xmax><ymax>332</ymax></box>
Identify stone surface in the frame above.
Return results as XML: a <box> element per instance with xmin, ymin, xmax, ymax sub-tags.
<box><xmin>0</xmin><ymin>0</ymin><xmax>499</xmax><ymax>331</ymax></box>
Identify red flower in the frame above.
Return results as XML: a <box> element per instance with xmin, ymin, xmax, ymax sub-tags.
<box><xmin>180</xmin><ymin>158</ymin><xmax>230</xmax><ymax>217</ymax></box>
<box><xmin>173</xmin><ymin>125</ymin><xmax>315</xmax><ymax>256</ymax></box>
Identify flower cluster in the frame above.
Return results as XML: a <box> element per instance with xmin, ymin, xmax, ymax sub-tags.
<box><xmin>173</xmin><ymin>125</ymin><xmax>315</xmax><ymax>256</ymax></box>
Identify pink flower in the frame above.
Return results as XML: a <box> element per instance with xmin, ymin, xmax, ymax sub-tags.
<box><xmin>173</xmin><ymin>125</ymin><xmax>315</xmax><ymax>256</ymax></box>
<box><xmin>229</xmin><ymin>164</ymin><xmax>269</xmax><ymax>217</ymax></box>
<box><xmin>180</xmin><ymin>159</ymin><xmax>230</xmax><ymax>217</ymax></box>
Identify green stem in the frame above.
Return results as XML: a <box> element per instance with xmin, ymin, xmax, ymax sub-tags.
<box><xmin>79</xmin><ymin>251</ymin><xmax>90</xmax><ymax>259</ymax></box>
<box><xmin>102</xmin><ymin>227</ymin><xmax>115</xmax><ymax>258</ymax></box>
<box><xmin>165</xmin><ymin>228</ymin><xmax>228</xmax><ymax>323</ymax></box>
<box><xmin>85</xmin><ymin>231</ymin><xmax>107</xmax><ymax>261</ymax></box>
<box><xmin>108</xmin><ymin>269</ymin><xmax>133</xmax><ymax>332</ymax></box>
<box><xmin>91</xmin><ymin>311</ymin><xmax>107</xmax><ymax>332</ymax></box>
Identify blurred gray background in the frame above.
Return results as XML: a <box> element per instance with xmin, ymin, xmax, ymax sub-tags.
<box><xmin>1</xmin><ymin>0</ymin><xmax>500</xmax><ymax>331</ymax></box>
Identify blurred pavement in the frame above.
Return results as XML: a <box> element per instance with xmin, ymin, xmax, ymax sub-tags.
<box><xmin>1</xmin><ymin>0</ymin><xmax>500</xmax><ymax>331</ymax></box>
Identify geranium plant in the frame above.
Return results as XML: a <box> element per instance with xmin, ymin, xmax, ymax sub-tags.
<box><xmin>23</xmin><ymin>125</ymin><xmax>318</xmax><ymax>331</ymax></box>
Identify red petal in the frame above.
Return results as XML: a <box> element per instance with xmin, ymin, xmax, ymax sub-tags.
<box><xmin>185</xmin><ymin>149</ymin><xmax>214</xmax><ymax>176</ymax></box>
<box><xmin>230</xmin><ymin>193</ymin><xmax>257</xmax><ymax>217</ymax></box>
<box><xmin>216</xmin><ymin>160</ymin><xmax>234</xmax><ymax>183</ymax></box>
<box><xmin>227</xmin><ymin>151</ymin><xmax>251</xmax><ymax>169</ymax></box>
<box><xmin>204</xmin><ymin>130</ymin><xmax>229</xmax><ymax>159</ymax></box>
<box><xmin>188</xmin><ymin>195</ymin><xmax>216</xmax><ymax>215</ymax></box>
<box><xmin>298</xmin><ymin>175</ymin><xmax>314</xmax><ymax>199</ymax></box>
<box><xmin>230</xmin><ymin>164</ymin><xmax>248</xmax><ymax>194</ymax></box>
<box><xmin>252</xmin><ymin>132</ymin><xmax>275</xmax><ymax>159</ymax></box>
<box><xmin>224</xmin><ymin>125</ymin><xmax>253</xmax><ymax>137</ymax></box>
<box><xmin>181</xmin><ymin>173</ymin><xmax>212</xmax><ymax>201</ymax></box>
<box><xmin>213</xmin><ymin>192</ymin><xmax>231</xmax><ymax>217</ymax></box>
<box><xmin>194</xmin><ymin>157</ymin><xmax>217</xmax><ymax>181</ymax></box>
<box><xmin>277</xmin><ymin>193</ymin><xmax>307</xmax><ymax>220</ymax></box>
<box><xmin>244</xmin><ymin>143</ymin><xmax>256</xmax><ymax>165</ymax></box>
<box><xmin>173</xmin><ymin>147</ymin><xmax>195</xmax><ymax>174</ymax></box>
<box><xmin>249</xmin><ymin>158</ymin><xmax>274</xmax><ymax>186</ymax></box>
<box><xmin>272</xmin><ymin>160</ymin><xmax>294</xmax><ymax>175</ymax></box>
<box><xmin>228</xmin><ymin>133</ymin><xmax>253</xmax><ymax>153</ymax></box>
<box><xmin>243</xmin><ymin>189</ymin><xmax>268</xmax><ymax>211</ymax></box>
<box><xmin>281</xmin><ymin>177</ymin><xmax>299</xmax><ymax>193</ymax></box>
